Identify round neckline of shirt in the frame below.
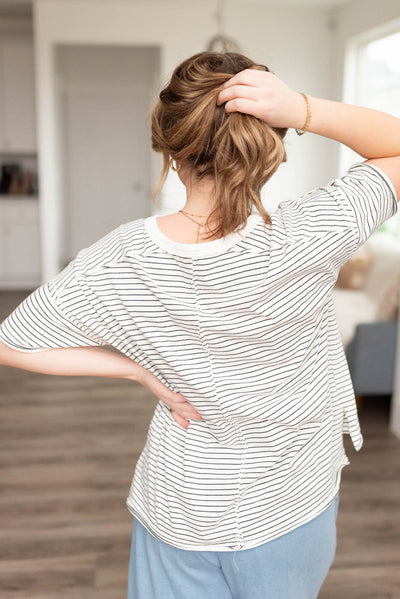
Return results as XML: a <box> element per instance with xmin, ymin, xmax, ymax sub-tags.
<box><xmin>144</xmin><ymin>212</ymin><xmax>264</xmax><ymax>257</ymax></box>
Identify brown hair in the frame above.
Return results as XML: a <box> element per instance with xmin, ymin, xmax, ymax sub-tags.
<box><xmin>151</xmin><ymin>51</ymin><xmax>288</xmax><ymax>240</ymax></box>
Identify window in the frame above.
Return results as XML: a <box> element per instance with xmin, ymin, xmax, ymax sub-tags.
<box><xmin>342</xmin><ymin>26</ymin><xmax>400</xmax><ymax>238</ymax></box>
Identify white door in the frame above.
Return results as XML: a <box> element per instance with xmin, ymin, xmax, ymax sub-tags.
<box><xmin>61</xmin><ymin>86</ymin><xmax>151</xmax><ymax>260</ymax></box>
<box><xmin>57</xmin><ymin>46</ymin><xmax>158</xmax><ymax>263</ymax></box>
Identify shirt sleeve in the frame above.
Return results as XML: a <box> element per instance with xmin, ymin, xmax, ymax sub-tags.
<box><xmin>322</xmin><ymin>161</ymin><xmax>398</xmax><ymax>248</ymax></box>
<box><xmin>0</xmin><ymin>263</ymin><xmax>108</xmax><ymax>353</ymax></box>
<box><xmin>280</xmin><ymin>160</ymin><xmax>399</xmax><ymax>272</ymax></box>
<box><xmin>0</xmin><ymin>225</ymin><xmax>124</xmax><ymax>353</ymax></box>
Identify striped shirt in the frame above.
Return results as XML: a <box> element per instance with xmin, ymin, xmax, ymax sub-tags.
<box><xmin>0</xmin><ymin>161</ymin><xmax>397</xmax><ymax>551</ymax></box>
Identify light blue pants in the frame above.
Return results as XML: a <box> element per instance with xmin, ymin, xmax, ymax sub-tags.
<box><xmin>128</xmin><ymin>491</ymin><xmax>339</xmax><ymax>599</ymax></box>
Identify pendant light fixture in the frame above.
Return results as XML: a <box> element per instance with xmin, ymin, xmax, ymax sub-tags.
<box><xmin>205</xmin><ymin>0</ymin><xmax>241</xmax><ymax>53</ymax></box>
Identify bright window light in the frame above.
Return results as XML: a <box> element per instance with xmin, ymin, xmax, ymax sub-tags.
<box><xmin>359</xmin><ymin>31</ymin><xmax>400</xmax><ymax>238</ymax></box>
<box><xmin>361</xmin><ymin>31</ymin><xmax>400</xmax><ymax>115</ymax></box>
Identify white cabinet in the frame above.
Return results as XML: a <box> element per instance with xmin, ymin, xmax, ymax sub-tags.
<box><xmin>0</xmin><ymin>197</ymin><xmax>41</xmax><ymax>288</ymax></box>
<box><xmin>0</xmin><ymin>36</ymin><xmax>37</xmax><ymax>153</ymax></box>
<box><xmin>0</xmin><ymin>33</ymin><xmax>40</xmax><ymax>288</ymax></box>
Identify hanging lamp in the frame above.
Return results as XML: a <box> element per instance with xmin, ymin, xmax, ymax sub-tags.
<box><xmin>205</xmin><ymin>0</ymin><xmax>241</xmax><ymax>53</ymax></box>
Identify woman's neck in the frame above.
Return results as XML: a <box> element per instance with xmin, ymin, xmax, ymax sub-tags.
<box><xmin>181</xmin><ymin>174</ymin><xmax>217</xmax><ymax>216</ymax></box>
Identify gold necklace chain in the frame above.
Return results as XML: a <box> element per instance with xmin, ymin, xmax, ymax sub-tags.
<box><xmin>179</xmin><ymin>209</ymin><xmax>210</xmax><ymax>219</ymax></box>
<box><xmin>179</xmin><ymin>209</ymin><xmax>211</xmax><ymax>243</ymax></box>
<box><xmin>179</xmin><ymin>211</ymin><xmax>208</xmax><ymax>224</ymax></box>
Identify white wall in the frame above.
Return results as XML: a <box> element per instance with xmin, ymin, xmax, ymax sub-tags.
<box><xmin>34</xmin><ymin>0</ymin><xmax>337</xmax><ymax>280</ymax></box>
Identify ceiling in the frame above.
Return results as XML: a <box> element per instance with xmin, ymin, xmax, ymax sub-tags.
<box><xmin>0</xmin><ymin>0</ymin><xmax>351</xmax><ymax>19</ymax></box>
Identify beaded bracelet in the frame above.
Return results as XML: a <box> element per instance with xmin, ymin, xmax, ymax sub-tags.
<box><xmin>295</xmin><ymin>93</ymin><xmax>311</xmax><ymax>136</ymax></box>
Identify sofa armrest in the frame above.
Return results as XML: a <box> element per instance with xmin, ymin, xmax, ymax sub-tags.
<box><xmin>345</xmin><ymin>320</ymin><xmax>397</xmax><ymax>396</ymax></box>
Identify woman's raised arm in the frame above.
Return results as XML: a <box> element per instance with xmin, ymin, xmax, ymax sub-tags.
<box><xmin>216</xmin><ymin>69</ymin><xmax>400</xmax><ymax>199</ymax></box>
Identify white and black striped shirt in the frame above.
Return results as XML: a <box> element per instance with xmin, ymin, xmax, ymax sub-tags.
<box><xmin>0</xmin><ymin>161</ymin><xmax>398</xmax><ymax>551</ymax></box>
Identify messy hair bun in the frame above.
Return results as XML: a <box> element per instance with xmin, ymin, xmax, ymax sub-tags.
<box><xmin>151</xmin><ymin>51</ymin><xmax>288</xmax><ymax>240</ymax></box>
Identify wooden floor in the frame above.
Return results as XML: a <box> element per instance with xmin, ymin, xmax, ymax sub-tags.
<box><xmin>1</xmin><ymin>290</ymin><xmax>400</xmax><ymax>598</ymax></box>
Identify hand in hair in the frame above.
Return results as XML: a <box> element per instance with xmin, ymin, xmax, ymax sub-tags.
<box><xmin>216</xmin><ymin>69</ymin><xmax>306</xmax><ymax>130</ymax></box>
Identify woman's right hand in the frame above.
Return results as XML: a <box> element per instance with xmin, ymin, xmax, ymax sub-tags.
<box><xmin>0</xmin><ymin>339</ymin><xmax>203</xmax><ymax>431</ymax></box>
<box><xmin>216</xmin><ymin>69</ymin><xmax>307</xmax><ymax>130</ymax></box>
<box><xmin>136</xmin><ymin>366</ymin><xmax>203</xmax><ymax>429</ymax></box>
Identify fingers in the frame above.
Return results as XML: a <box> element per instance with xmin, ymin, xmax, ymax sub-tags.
<box><xmin>165</xmin><ymin>391</ymin><xmax>203</xmax><ymax>429</ymax></box>
<box><xmin>139</xmin><ymin>371</ymin><xmax>203</xmax><ymax>430</ymax></box>
<box><xmin>172</xmin><ymin>392</ymin><xmax>202</xmax><ymax>416</ymax></box>
<box><xmin>216</xmin><ymin>70</ymin><xmax>296</xmax><ymax>128</ymax></box>
<box><xmin>216</xmin><ymin>84</ymin><xmax>260</xmax><ymax>106</ymax></box>
<box><xmin>216</xmin><ymin>72</ymin><xmax>274</xmax><ymax>119</ymax></box>
<box><xmin>170</xmin><ymin>410</ymin><xmax>190</xmax><ymax>430</ymax></box>
<box><xmin>217</xmin><ymin>90</ymin><xmax>265</xmax><ymax>119</ymax></box>
<box><xmin>222</xmin><ymin>97</ymin><xmax>263</xmax><ymax>118</ymax></box>
<box><xmin>220</xmin><ymin>68</ymin><xmax>271</xmax><ymax>90</ymax></box>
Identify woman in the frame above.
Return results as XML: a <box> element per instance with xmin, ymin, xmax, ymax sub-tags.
<box><xmin>0</xmin><ymin>52</ymin><xmax>399</xmax><ymax>599</ymax></box>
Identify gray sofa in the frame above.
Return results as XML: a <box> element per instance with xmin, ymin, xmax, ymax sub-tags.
<box><xmin>332</xmin><ymin>232</ymin><xmax>400</xmax><ymax>397</ymax></box>
<box><xmin>345</xmin><ymin>320</ymin><xmax>397</xmax><ymax>396</ymax></box>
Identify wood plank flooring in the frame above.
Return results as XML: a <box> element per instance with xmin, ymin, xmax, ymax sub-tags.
<box><xmin>1</xmin><ymin>290</ymin><xmax>400</xmax><ymax>598</ymax></box>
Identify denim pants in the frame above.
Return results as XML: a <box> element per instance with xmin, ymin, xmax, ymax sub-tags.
<box><xmin>127</xmin><ymin>491</ymin><xmax>339</xmax><ymax>599</ymax></box>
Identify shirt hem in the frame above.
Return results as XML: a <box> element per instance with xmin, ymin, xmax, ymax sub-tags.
<box><xmin>125</xmin><ymin>456</ymin><xmax>348</xmax><ymax>552</ymax></box>
<box><xmin>0</xmin><ymin>331</ymin><xmax>48</xmax><ymax>353</ymax></box>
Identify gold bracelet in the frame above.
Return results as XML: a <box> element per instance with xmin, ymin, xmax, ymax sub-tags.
<box><xmin>295</xmin><ymin>93</ymin><xmax>311</xmax><ymax>136</ymax></box>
